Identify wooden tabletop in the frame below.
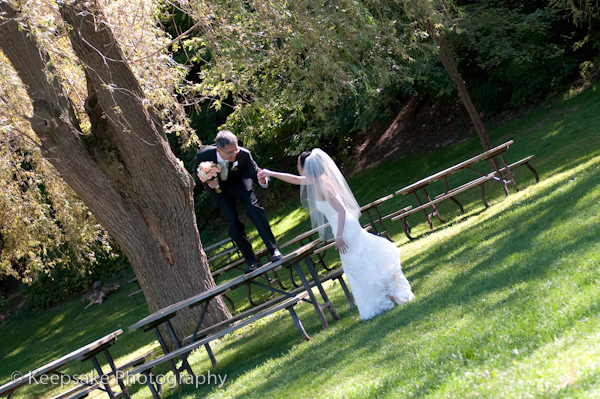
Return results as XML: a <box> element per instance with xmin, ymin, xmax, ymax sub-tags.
<box><xmin>0</xmin><ymin>330</ymin><xmax>123</xmax><ymax>396</ymax></box>
<box><xmin>280</xmin><ymin>195</ymin><xmax>393</xmax><ymax>250</ymax></box>
<box><xmin>359</xmin><ymin>194</ymin><xmax>394</xmax><ymax>211</ymax></box>
<box><xmin>129</xmin><ymin>241</ymin><xmax>320</xmax><ymax>332</ymax></box>
<box><xmin>395</xmin><ymin>141</ymin><xmax>513</xmax><ymax>196</ymax></box>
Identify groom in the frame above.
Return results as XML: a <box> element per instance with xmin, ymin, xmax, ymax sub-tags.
<box><xmin>194</xmin><ymin>130</ymin><xmax>282</xmax><ymax>273</ymax></box>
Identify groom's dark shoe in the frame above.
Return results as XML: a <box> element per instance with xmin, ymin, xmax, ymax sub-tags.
<box><xmin>271</xmin><ymin>248</ymin><xmax>283</xmax><ymax>263</ymax></box>
<box><xmin>245</xmin><ymin>262</ymin><xmax>263</xmax><ymax>274</ymax></box>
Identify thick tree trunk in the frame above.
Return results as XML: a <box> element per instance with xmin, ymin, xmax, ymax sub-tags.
<box><xmin>424</xmin><ymin>20</ymin><xmax>492</xmax><ymax>151</ymax></box>
<box><xmin>0</xmin><ymin>2</ymin><xmax>231</xmax><ymax>341</ymax></box>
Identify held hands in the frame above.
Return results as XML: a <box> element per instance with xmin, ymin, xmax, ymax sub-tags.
<box><xmin>258</xmin><ymin>169</ymin><xmax>273</xmax><ymax>179</ymax></box>
<box><xmin>335</xmin><ymin>237</ymin><xmax>348</xmax><ymax>254</ymax></box>
<box><xmin>257</xmin><ymin>168</ymin><xmax>272</xmax><ymax>185</ymax></box>
<box><xmin>207</xmin><ymin>179</ymin><xmax>220</xmax><ymax>189</ymax></box>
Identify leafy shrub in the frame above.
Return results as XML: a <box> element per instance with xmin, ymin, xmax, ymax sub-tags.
<box><xmin>451</xmin><ymin>1</ymin><xmax>581</xmax><ymax>113</ymax></box>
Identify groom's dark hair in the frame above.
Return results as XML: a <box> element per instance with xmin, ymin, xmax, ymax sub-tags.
<box><xmin>215</xmin><ymin>130</ymin><xmax>238</xmax><ymax>148</ymax></box>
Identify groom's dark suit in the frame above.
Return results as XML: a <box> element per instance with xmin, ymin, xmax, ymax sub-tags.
<box><xmin>194</xmin><ymin>145</ymin><xmax>277</xmax><ymax>266</ymax></box>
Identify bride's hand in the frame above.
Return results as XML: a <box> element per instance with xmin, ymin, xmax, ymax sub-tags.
<box><xmin>258</xmin><ymin>169</ymin><xmax>272</xmax><ymax>179</ymax></box>
<box><xmin>335</xmin><ymin>237</ymin><xmax>348</xmax><ymax>254</ymax></box>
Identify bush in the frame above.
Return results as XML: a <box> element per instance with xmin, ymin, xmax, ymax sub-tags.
<box><xmin>451</xmin><ymin>1</ymin><xmax>585</xmax><ymax>113</ymax></box>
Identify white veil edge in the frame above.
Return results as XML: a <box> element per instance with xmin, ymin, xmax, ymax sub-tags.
<box><xmin>300</xmin><ymin>149</ymin><xmax>361</xmax><ymax>241</ymax></box>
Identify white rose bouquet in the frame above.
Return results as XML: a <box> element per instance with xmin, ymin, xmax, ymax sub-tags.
<box><xmin>197</xmin><ymin>161</ymin><xmax>222</xmax><ymax>193</ymax></box>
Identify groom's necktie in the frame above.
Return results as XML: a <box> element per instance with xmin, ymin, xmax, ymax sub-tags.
<box><xmin>220</xmin><ymin>160</ymin><xmax>230</xmax><ymax>181</ymax></box>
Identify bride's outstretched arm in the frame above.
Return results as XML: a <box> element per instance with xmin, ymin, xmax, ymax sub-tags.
<box><xmin>259</xmin><ymin>169</ymin><xmax>306</xmax><ymax>185</ymax></box>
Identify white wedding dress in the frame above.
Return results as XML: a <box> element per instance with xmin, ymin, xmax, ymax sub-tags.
<box><xmin>316</xmin><ymin>198</ymin><xmax>415</xmax><ymax>320</ymax></box>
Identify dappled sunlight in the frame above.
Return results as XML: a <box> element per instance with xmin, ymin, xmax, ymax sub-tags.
<box><xmin>542</xmin><ymin>126</ymin><xmax>565</xmax><ymax>140</ymax></box>
<box><xmin>270</xmin><ymin>207</ymin><xmax>310</xmax><ymax>238</ymax></box>
<box><xmin>4</xmin><ymin>85</ymin><xmax>600</xmax><ymax>399</ymax></box>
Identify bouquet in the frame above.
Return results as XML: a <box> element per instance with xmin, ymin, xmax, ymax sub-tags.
<box><xmin>197</xmin><ymin>161</ymin><xmax>222</xmax><ymax>193</ymax></box>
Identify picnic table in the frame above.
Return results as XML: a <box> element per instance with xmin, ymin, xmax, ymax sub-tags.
<box><xmin>0</xmin><ymin>330</ymin><xmax>140</xmax><ymax>399</ymax></box>
<box><xmin>204</xmin><ymin>237</ymin><xmax>241</xmax><ymax>270</ymax></box>
<box><xmin>208</xmin><ymin>193</ymin><xmax>393</xmax><ymax>304</ymax></box>
<box><xmin>390</xmin><ymin>140</ymin><xmax>538</xmax><ymax>239</ymax></box>
<box><xmin>127</xmin><ymin>241</ymin><xmax>340</xmax><ymax>398</ymax></box>
<box><xmin>359</xmin><ymin>194</ymin><xmax>395</xmax><ymax>241</ymax></box>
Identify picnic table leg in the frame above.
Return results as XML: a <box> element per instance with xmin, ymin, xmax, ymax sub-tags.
<box><xmin>221</xmin><ymin>293</ymin><xmax>236</xmax><ymax>311</ymax></box>
<box><xmin>189</xmin><ymin>302</ymin><xmax>218</xmax><ymax>369</ymax></box>
<box><xmin>447</xmin><ymin>196</ymin><xmax>465</xmax><ymax>214</ymax></box>
<box><xmin>523</xmin><ymin>161</ymin><xmax>540</xmax><ymax>183</ymax></box>
<box><xmin>288</xmin><ymin>266</ymin><xmax>303</xmax><ymax>288</ymax></box>
<box><xmin>498</xmin><ymin>154</ymin><xmax>520</xmax><ymax>192</ymax></box>
<box><xmin>89</xmin><ymin>355</ymin><xmax>120</xmax><ymax>399</ymax></box>
<box><xmin>479</xmin><ymin>183</ymin><xmax>490</xmax><ymax>207</ymax></box>
<box><xmin>335</xmin><ymin>275</ymin><xmax>355</xmax><ymax>309</ymax></box>
<box><xmin>363</xmin><ymin>209</ymin><xmax>380</xmax><ymax>236</ymax></box>
<box><xmin>372</xmin><ymin>207</ymin><xmax>393</xmax><ymax>241</ymax></box>
<box><xmin>307</xmin><ymin>237</ymin><xmax>333</xmax><ymax>272</ymax></box>
<box><xmin>165</xmin><ymin>321</ymin><xmax>196</xmax><ymax>381</ymax></box>
<box><xmin>401</xmin><ymin>217</ymin><xmax>414</xmax><ymax>240</ymax></box>
<box><xmin>269</xmin><ymin>269</ymin><xmax>288</xmax><ymax>290</ymax></box>
<box><xmin>152</xmin><ymin>328</ymin><xmax>182</xmax><ymax>387</ymax></box>
<box><xmin>103</xmin><ymin>348</ymin><xmax>131</xmax><ymax>399</ymax></box>
<box><xmin>141</xmin><ymin>370</ymin><xmax>163</xmax><ymax>399</ymax></box>
<box><xmin>303</xmin><ymin>257</ymin><xmax>339</xmax><ymax>320</ymax></box>
<box><xmin>286</xmin><ymin>305</ymin><xmax>311</xmax><ymax>341</ymax></box>
<box><xmin>292</xmin><ymin>262</ymin><xmax>328</xmax><ymax>330</ymax></box>
<box><xmin>413</xmin><ymin>189</ymin><xmax>445</xmax><ymax>229</ymax></box>
<box><xmin>487</xmin><ymin>157</ymin><xmax>511</xmax><ymax>195</ymax></box>
<box><xmin>246</xmin><ymin>272</ymin><xmax>276</xmax><ymax>307</ymax></box>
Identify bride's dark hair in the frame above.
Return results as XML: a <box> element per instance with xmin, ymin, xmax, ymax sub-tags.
<box><xmin>299</xmin><ymin>150</ymin><xmax>324</xmax><ymax>178</ymax></box>
<box><xmin>299</xmin><ymin>148</ymin><xmax>361</xmax><ymax>241</ymax></box>
<box><xmin>299</xmin><ymin>151</ymin><xmax>312</xmax><ymax>168</ymax></box>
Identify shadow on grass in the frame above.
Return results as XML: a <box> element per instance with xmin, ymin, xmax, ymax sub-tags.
<box><xmin>156</xmin><ymin>135</ymin><xmax>600</xmax><ymax>398</ymax></box>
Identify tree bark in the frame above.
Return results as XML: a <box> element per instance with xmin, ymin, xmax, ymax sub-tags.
<box><xmin>424</xmin><ymin>20</ymin><xmax>492</xmax><ymax>151</ymax></box>
<box><xmin>0</xmin><ymin>1</ymin><xmax>231</xmax><ymax>341</ymax></box>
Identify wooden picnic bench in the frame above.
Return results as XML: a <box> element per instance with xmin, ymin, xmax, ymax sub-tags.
<box><xmin>390</xmin><ymin>141</ymin><xmax>539</xmax><ymax>239</ymax></box>
<box><xmin>127</xmin><ymin>277</ymin><xmax>145</xmax><ymax>305</ymax></box>
<box><xmin>204</xmin><ymin>237</ymin><xmax>241</xmax><ymax>270</ymax></box>
<box><xmin>128</xmin><ymin>241</ymin><xmax>340</xmax><ymax>397</ymax></box>
<box><xmin>128</xmin><ymin>291</ymin><xmax>309</xmax><ymax>398</ymax></box>
<box><xmin>48</xmin><ymin>351</ymin><xmax>155</xmax><ymax>399</ymax></box>
<box><xmin>0</xmin><ymin>330</ymin><xmax>140</xmax><ymax>399</ymax></box>
<box><xmin>359</xmin><ymin>194</ymin><xmax>395</xmax><ymax>241</ymax></box>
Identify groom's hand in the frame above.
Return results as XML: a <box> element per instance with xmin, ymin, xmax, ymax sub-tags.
<box><xmin>208</xmin><ymin>179</ymin><xmax>220</xmax><ymax>189</ymax></box>
<box><xmin>257</xmin><ymin>168</ymin><xmax>267</xmax><ymax>185</ymax></box>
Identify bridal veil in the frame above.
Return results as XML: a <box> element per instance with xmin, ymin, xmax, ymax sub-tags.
<box><xmin>300</xmin><ymin>149</ymin><xmax>361</xmax><ymax>241</ymax></box>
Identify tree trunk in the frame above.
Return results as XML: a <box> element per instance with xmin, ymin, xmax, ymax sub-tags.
<box><xmin>424</xmin><ymin>20</ymin><xmax>492</xmax><ymax>151</ymax></box>
<box><xmin>0</xmin><ymin>2</ymin><xmax>231</xmax><ymax>341</ymax></box>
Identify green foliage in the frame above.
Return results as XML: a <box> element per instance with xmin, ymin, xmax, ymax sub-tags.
<box><xmin>172</xmin><ymin>0</ymin><xmax>415</xmax><ymax>153</ymax></box>
<box><xmin>2</xmin><ymin>82</ymin><xmax>600</xmax><ymax>399</ymax></box>
<box><xmin>451</xmin><ymin>0</ymin><xmax>587</xmax><ymax>112</ymax></box>
<box><xmin>0</xmin><ymin>292</ymin><xmax>8</xmax><ymax>314</ymax></box>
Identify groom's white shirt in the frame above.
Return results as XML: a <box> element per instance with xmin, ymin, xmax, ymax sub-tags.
<box><xmin>216</xmin><ymin>149</ymin><xmax>269</xmax><ymax>188</ymax></box>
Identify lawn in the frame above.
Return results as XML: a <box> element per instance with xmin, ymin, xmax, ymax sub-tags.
<box><xmin>1</xmin><ymin>83</ymin><xmax>599</xmax><ymax>399</ymax></box>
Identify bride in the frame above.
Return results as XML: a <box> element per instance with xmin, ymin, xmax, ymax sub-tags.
<box><xmin>258</xmin><ymin>149</ymin><xmax>414</xmax><ymax>320</ymax></box>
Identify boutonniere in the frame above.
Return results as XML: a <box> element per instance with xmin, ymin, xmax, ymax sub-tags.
<box><xmin>230</xmin><ymin>161</ymin><xmax>239</xmax><ymax>172</ymax></box>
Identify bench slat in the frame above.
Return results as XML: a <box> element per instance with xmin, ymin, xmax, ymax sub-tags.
<box><xmin>184</xmin><ymin>268</ymin><xmax>348</xmax><ymax>345</ymax></box>
<box><xmin>129</xmin><ymin>292</ymin><xmax>310</xmax><ymax>376</ymax></box>
<box><xmin>392</xmin><ymin>173</ymin><xmax>496</xmax><ymax>221</ymax></box>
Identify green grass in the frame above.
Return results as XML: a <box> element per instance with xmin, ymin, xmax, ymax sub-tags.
<box><xmin>2</xmin><ymin>83</ymin><xmax>600</xmax><ymax>398</ymax></box>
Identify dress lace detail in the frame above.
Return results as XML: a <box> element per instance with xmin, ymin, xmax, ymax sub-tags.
<box><xmin>316</xmin><ymin>199</ymin><xmax>414</xmax><ymax>320</ymax></box>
